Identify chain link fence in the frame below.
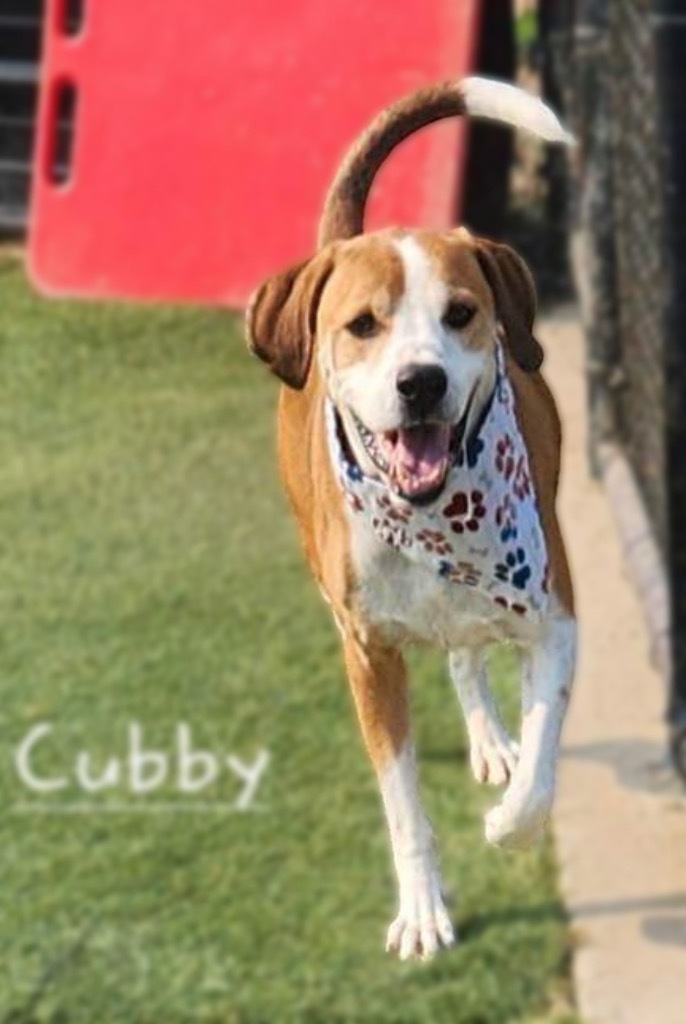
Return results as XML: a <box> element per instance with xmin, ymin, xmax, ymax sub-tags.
<box><xmin>544</xmin><ymin>0</ymin><xmax>686</xmax><ymax>774</ymax></box>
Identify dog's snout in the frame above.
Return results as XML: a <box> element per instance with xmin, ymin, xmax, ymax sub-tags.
<box><xmin>396</xmin><ymin>364</ymin><xmax>448</xmax><ymax>416</ymax></box>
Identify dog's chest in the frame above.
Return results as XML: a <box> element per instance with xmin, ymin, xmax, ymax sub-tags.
<box><xmin>348</xmin><ymin>519</ymin><xmax>534</xmax><ymax>648</ymax></box>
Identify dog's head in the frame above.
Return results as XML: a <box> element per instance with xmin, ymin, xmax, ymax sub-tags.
<box><xmin>245</xmin><ymin>78</ymin><xmax>569</xmax><ymax>504</ymax></box>
<box><xmin>247</xmin><ymin>227</ymin><xmax>540</xmax><ymax>504</ymax></box>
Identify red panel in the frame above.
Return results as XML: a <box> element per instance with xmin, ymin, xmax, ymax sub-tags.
<box><xmin>28</xmin><ymin>0</ymin><xmax>481</xmax><ymax>307</ymax></box>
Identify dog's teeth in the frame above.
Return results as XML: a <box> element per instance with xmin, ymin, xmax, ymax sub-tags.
<box><xmin>351</xmin><ymin>414</ymin><xmax>391</xmax><ymax>475</ymax></box>
<box><xmin>354</xmin><ymin>416</ymin><xmax>368</xmax><ymax>438</ymax></box>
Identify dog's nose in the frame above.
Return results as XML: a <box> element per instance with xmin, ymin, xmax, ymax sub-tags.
<box><xmin>396</xmin><ymin>364</ymin><xmax>448</xmax><ymax>416</ymax></box>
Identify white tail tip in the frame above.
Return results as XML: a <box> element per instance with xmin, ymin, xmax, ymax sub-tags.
<box><xmin>462</xmin><ymin>76</ymin><xmax>575</xmax><ymax>146</ymax></box>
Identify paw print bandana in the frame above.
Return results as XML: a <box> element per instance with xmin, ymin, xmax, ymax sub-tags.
<box><xmin>325</xmin><ymin>343</ymin><xmax>550</xmax><ymax>620</ymax></box>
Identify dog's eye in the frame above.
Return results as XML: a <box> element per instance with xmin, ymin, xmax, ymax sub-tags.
<box><xmin>443</xmin><ymin>301</ymin><xmax>475</xmax><ymax>330</ymax></box>
<box><xmin>346</xmin><ymin>312</ymin><xmax>380</xmax><ymax>339</ymax></box>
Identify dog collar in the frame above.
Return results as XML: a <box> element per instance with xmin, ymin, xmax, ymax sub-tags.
<box><xmin>325</xmin><ymin>342</ymin><xmax>551</xmax><ymax>620</ymax></box>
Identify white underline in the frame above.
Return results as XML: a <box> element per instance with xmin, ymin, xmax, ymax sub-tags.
<box><xmin>11</xmin><ymin>801</ymin><xmax>263</xmax><ymax>815</ymax></box>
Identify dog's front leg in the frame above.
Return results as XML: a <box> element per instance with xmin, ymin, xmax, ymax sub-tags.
<box><xmin>342</xmin><ymin>632</ymin><xmax>455</xmax><ymax>960</ymax></box>
<box><xmin>484</xmin><ymin>604</ymin><xmax>577</xmax><ymax>848</ymax></box>
<box><xmin>449</xmin><ymin>648</ymin><xmax>519</xmax><ymax>786</ymax></box>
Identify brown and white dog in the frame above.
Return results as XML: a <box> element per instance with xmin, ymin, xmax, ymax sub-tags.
<box><xmin>246</xmin><ymin>78</ymin><xmax>575</xmax><ymax>961</ymax></box>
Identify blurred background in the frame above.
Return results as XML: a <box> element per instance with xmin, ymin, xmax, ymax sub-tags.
<box><xmin>1</xmin><ymin>1</ymin><xmax>685</xmax><ymax>1022</ymax></box>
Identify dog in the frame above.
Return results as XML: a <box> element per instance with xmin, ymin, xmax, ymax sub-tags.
<box><xmin>245</xmin><ymin>78</ymin><xmax>576</xmax><ymax>961</ymax></box>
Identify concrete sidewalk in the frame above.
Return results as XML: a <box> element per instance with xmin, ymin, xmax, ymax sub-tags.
<box><xmin>541</xmin><ymin>308</ymin><xmax>686</xmax><ymax>1024</ymax></box>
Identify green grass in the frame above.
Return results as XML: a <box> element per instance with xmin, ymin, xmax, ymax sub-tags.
<box><xmin>515</xmin><ymin>10</ymin><xmax>538</xmax><ymax>53</ymax></box>
<box><xmin>0</xmin><ymin>256</ymin><xmax>575</xmax><ymax>1023</ymax></box>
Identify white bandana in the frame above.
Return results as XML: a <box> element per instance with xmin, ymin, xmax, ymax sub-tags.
<box><xmin>326</xmin><ymin>343</ymin><xmax>550</xmax><ymax>621</ymax></box>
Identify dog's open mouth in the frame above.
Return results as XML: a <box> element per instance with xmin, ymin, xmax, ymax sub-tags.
<box><xmin>349</xmin><ymin>412</ymin><xmax>467</xmax><ymax>505</ymax></box>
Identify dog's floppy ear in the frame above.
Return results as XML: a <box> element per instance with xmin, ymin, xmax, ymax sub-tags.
<box><xmin>245</xmin><ymin>249</ymin><xmax>336</xmax><ymax>389</ymax></box>
<box><xmin>473</xmin><ymin>239</ymin><xmax>544</xmax><ymax>373</ymax></box>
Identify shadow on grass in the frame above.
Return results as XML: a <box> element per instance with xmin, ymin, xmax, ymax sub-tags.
<box><xmin>1</xmin><ymin>922</ymin><xmax>95</xmax><ymax>1024</ymax></box>
<box><xmin>422</xmin><ymin>743</ymin><xmax>469</xmax><ymax>763</ymax></box>
<box><xmin>460</xmin><ymin>900</ymin><xmax>567</xmax><ymax>942</ymax></box>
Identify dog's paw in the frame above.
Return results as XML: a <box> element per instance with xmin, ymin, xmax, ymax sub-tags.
<box><xmin>386</xmin><ymin>904</ymin><xmax>456</xmax><ymax>962</ymax></box>
<box><xmin>468</xmin><ymin>723</ymin><xmax>519</xmax><ymax>787</ymax></box>
<box><xmin>385</xmin><ymin>861</ymin><xmax>456</xmax><ymax>961</ymax></box>
<box><xmin>484</xmin><ymin>777</ymin><xmax>553</xmax><ymax>849</ymax></box>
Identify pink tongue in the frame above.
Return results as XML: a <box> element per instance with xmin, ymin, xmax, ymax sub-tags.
<box><xmin>391</xmin><ymin>424</ymin><xmax>451</xmax><ymax>495</ymax></box>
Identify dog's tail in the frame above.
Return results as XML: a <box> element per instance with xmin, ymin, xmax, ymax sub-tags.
<box><xmin>318</xmin><ymin>77</ymin><xmax>573</xmax><ymax>248</ymax></box>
